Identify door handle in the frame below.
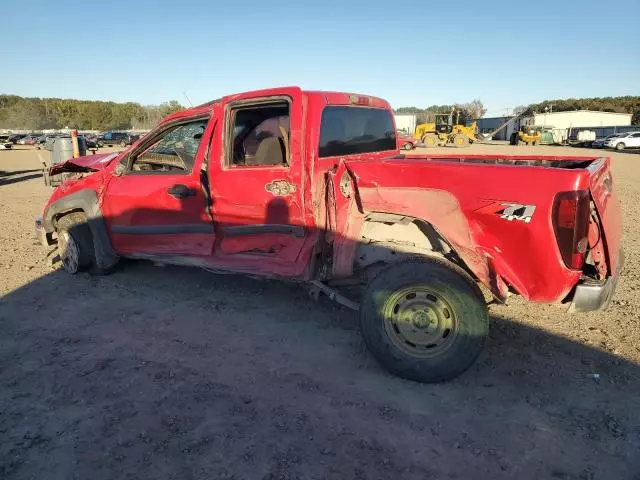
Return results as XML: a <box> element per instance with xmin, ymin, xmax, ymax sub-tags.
<box><xmin>167</xmin><ymin>184</ymin><xmax>196</xmax><ymax>199</ymax></box>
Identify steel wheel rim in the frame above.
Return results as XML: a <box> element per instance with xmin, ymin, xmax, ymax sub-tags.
<box><xmin>382</xmin><ymin>286</ymin><xmax>458</xmax><ymax>358</ymax></box>
<box><xmin>59</xmin><ymin>231</ymin><xmax>79</xmax><ymax>273</ymax></box>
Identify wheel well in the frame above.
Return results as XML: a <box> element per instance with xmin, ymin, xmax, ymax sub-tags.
<box><xmin>53</xmin><ymin>209</ymin><xmax>86</xmax><ymax>230</ymax></box>
<box><xmin>354</xmin><ymin>213</ymin><xmax>471</xmax><ymax>280</ymax></box>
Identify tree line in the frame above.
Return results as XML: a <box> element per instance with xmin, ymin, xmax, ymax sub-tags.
<box><xmin>526</xmin><ymin>96</ymin><xmax>640</xmax><ymax>124</ymax></box>
<box><xmin>0</xmin><ymin>95</ymin><xmax>184</xmax><ymax>131</ymax></box>
<box><xmin>3</xmin><ymin>94</ymin><xmax>639</xmax><ymax>131</ymax></box>
<box><xmin>395</xmin><ymin>96</ymin><xmax>640</xmax><ymax>125</ymax></box>
<box><xmin>395</xmin><ymin>99</ymin><xmax>487</xmax><ymax>125</ymax></box>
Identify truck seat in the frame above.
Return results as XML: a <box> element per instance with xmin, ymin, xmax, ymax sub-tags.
<box><xmin>253</xmin><ymin>137</ymin><xmax>285</xmax><ymax>165</ymax></box>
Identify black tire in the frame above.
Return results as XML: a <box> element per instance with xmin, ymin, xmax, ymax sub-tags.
<box><xmin>403</xmin><ymin>142</ymin><xmax>413</xmax><ymax>151</ymax></box>
<box><xmin>451</xmin><ymin>133</ymin><xmax>469</xmax><ymax>148</ymax></box>
<box><xmin>615</xmin><ymin>142</ymin><xmax>625</xmax><ymax>151</ymax></box>
<box><xmin>360</xmin><ymin>258</ymin><xmax>488</xmax><ymax>383</ymax></box>
<box><xmin>120</xmin><ymin>140</ymin><xmax>127</xmax><ymax>147</ymax></box>
<box><xmin>422</xmin><ymin>133</ymin><xmax>438</xmax><ymax>148</ymax></box>
<box><xmin>56</xmin><ymin>212</ymin><xmax>94</xmax><ymax>274</ymax></box>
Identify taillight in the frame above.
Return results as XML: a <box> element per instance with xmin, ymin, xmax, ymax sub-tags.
<box><xmin>552</xmin><ymin>190</ymin><xmax>590</xmax><ymax>270</ymax></box>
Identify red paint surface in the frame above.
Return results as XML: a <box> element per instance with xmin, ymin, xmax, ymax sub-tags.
<box><xmin>43</xmin><ymin>87</ymin><xmax>622</xmax><ymax>305</ymax></box>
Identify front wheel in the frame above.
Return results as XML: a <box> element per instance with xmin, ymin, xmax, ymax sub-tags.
<box><xmin>360</xmin><ymin>259</ymin><xmax>488</xmax><ymax>383</ymax></box>
<box><xmin>422</xmin><ymin>133</ymin><xmax>438</xmax><ymax>148</ymax></box>
<box><xmin>56</xmin><ymin>213</ymin><xmax>94</xmax><ymax>274</ymax></box>
<box><xmin>451</xmin><ymin>134</ymin><xmax>469</xmax><ymax>148</ymax></box>
<box><xmin>615</xmin><ymin>142</ymin><xmax>625</xmax><ymax>151</ymax></box>
<box><xmin>120</xmin><ymin>140</ymin><xmax>127</xmax><ymax>147</ymax></box>
<box><xmin>403</xmin><ymin>142</ymin><xmax>414</xmax><ymax>151</ymax></box>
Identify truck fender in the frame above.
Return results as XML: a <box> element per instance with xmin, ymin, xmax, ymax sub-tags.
<box><xmin>347</xmin><ymin>186</ymin><xmax>501</xmax><ymax>300</ymax></box>
<box><xmin>43</xmin><ymin>189</ymin><xmax>119</xmax><ymax>270</ymax></box>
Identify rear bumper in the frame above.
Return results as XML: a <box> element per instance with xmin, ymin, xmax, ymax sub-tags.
<box><xmin>569</xmin><ymin>250</ymin><xmax>624</xmax><ymax>313</ymax></box>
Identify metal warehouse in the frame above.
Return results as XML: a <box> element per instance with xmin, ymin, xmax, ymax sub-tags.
<box><xmin>521</xmin><ymin>110</ymin><xmax>632</xmax><ymax>142</ymax></box>
<box><xmin>477</xmin><ymin>110</ymin><xmax>632</xmax><ymax>143</ymax></box>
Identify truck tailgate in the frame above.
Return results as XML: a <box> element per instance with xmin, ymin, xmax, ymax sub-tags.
<box><xmin>588</xmin><ymin>157</ymin><xmax>623</xmax><ymax>276</ymax></box>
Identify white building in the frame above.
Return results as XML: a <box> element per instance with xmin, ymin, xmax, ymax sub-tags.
<box><xmin>394</xmin><ymin>114</ymin><xmax>417</xmax><ymax>134</ymax></box>
<box><xmin>520</xmin><ymin>110</ymin><xmax>632</xmax><ymax>142</ymax></box>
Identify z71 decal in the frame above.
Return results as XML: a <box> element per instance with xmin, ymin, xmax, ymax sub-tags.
<box><xmin>476</xmin><ymin>201</ymin><xmax>537</xmax><ymax>224</ymax></box>
<box><xmin>500</xmin><ymin>203</ymin><xmax>536</xmax><ymax>223</ymax></box>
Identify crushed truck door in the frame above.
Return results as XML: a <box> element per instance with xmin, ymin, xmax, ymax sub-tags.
<box><xmin>102</xmin><ymin>115</ymin><xmax>216</xmax><ymax>256</ymax></box>
<box><xmin>208</xmin><ymin>88</ymin><xmax>311</xmax><ymax>277</ymax></box>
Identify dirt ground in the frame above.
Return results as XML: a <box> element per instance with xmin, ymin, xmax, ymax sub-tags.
<box><xmin>1</xmin><ymin>144</ymin><xmax>639</xmax><ymax>480</ymax></box>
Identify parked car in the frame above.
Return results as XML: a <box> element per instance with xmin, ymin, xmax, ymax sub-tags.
<box><xmin>36</xmin><ymin>87</ymin><xmax>623</xmax><ymax>383</ymax></box>
<box><xmin>8</xmin><ymin>134</ymin><xmax>26</xmax><ymax>144</ymax></box>
<box><xmin>0</xmin><ymin>135</ymin><xmax>12</xmax><ymax>150</ymax></box>
<box><xmin>35</xmin><ymin>135</ymin><xmax>53</xmax><ymax>149</ymax></box>
<box><xmin>397</xmin><ymin>131</ymin><xmax>415</xmax><ymax>150</ymax></box>
<box><xmin>81</xmin><ymin>135</ymin><xmax>98</xmax><ymax>149</ymax></box>
<box><xmin>19</xmin><ymin>134</ymin><xmax>41</xmax><ymax>145</ymax></box>
<box><xmin>592</xmin><ymin>133</ymin><xmax>624</xmax><ymax>148</ymax></box>
<box><xmin>605</xmin><ymin>131</ymin><xmax>640</xmax><ymax>150</ymax></box>
<box><xmin>96</xmin><ymin>132</ymin><xmax>139</xmax><ymax>147</ymax></box>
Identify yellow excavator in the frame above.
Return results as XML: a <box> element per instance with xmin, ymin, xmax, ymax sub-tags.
<box><xmin>414</xmin><ymin>110</ymin><xmax>478</xmax><ymax>148</ymax></box>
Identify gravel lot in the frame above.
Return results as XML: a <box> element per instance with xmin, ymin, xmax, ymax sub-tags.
<box><xmin>1</xmin><ymin>144</ymin><xmax>639</xmax><ymax>479</ymax></box>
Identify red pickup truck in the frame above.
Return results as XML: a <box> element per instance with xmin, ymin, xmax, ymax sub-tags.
<box><xmin>36</xmin><ymin>87</ymin><xmax>623</xmax><ymax>383</ymax></box>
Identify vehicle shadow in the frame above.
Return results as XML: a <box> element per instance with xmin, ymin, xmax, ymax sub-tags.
<box><xmin>0</xmin><ymin>169</ymin><xmax>42</xmax><ymax>186</ymax></box>
<box><xmin>1</xmin><ymin>204</ymin><xmax>638</xmax><ymax>479</ymax></box>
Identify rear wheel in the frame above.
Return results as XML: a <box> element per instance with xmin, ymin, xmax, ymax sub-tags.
<box><xmin>360</xmin><ymin>259</ymin><xmax>488</xmax><ymax>383</ymax></box>
<box><xmin>615</xmin><ymin>142</ymin><xmax>625</xmax><ymax>151</ymax></box>
<box><xmin>56</xmin><ymin>213</ymin><xmax>94</xmax><ymax>274</ymax></box>
<box><xmin>452</xmin><ymin>134</ymin><xmax>469</xmax><ymax>148</ymax></box>
<box><xmin>120</xmin><ymin>140</ymin><xmax>127</xmax><ymax>147</ymax></box>
<box><xmin>403</xmin><ymin>142</ymin><xmax>414</xmax><ymax>151</ymax></box>
<box><xmin>422</xmin><ymin>133</ymin><xmax>438</xmax><ymax>148</ymax></box>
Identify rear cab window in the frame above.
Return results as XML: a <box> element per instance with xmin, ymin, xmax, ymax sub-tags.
<box><xmin>318</xmin><ymin>106</ymin><xmax>396</xmax><ymax>157</ymax></box>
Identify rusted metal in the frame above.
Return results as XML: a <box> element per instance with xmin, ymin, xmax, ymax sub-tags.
<box><xmin>588</xmin><ymin>214</ymin><xmax>607</xmax><ymax>279</ymax></box>
<box><xmin>309</xmin><ymin>280</ymin><xmax>360</xmax><ymax>310</ymax></box>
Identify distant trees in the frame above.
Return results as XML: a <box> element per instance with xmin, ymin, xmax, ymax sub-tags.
<box><xmin>511</xmin><ymin>105</ymin><xmax>529</xmax><ymax>116</ymax></box>
<box><xmin>0</xmin><ymin>95</ymin><xmax>184</xmax><ymax>131</ymax></box>
<box><xmin>528</xmin><ymin>97</ymin><xmax>640</xmax><ymax>123</ymax></box>
<box><xmin>395</xmin><ymin>99</ymin><xmax>486</xmax><ymax>125</ymax></box>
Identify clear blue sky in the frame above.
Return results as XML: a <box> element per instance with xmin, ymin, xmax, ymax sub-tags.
<box><xmin>1</xmin><ymin>0</ymin><xmax>638</xmax><ymax>116</ymax></box>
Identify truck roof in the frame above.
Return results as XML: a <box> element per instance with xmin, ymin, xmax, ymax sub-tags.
<box><xmin>161</xmin><ymin>87</ymin><xmax>391</xmax><ymax>124</ymax></box>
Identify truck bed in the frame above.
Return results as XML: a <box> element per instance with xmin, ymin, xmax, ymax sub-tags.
<box><xmin>396</xmin><ymin>153</ymin><xmax>600</xmax><ymax>169</ymax></box>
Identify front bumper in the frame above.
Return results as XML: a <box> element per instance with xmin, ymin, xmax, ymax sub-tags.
<box><xmin>35</xmin><ymin>216</ymin><xmax>54</xmax><ymax>247</ymax></box>
<box><xmin>569</xmin><ymin>250</ymin><xmax>624</xmax><ymax>313</ymax></box>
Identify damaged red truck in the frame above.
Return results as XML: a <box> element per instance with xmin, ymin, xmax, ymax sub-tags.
<box><xmin>36</xmin><ymin>87</ymin><xmax>623</xmax><ymax>383</ymax></box>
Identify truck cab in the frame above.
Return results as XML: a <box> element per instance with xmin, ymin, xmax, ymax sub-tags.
<box><xmin>37</xmin><ymin>87</ymin><xmax>623</xmax><ymax>383</ymax></box>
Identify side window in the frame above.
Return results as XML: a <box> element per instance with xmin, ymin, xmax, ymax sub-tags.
<box><xmin>631</xmin><ymin>133</ymin><xmax>640</xmax><ymax>138</ymax></box>
<box><xmin>228</xmin><ymin>101</ymin><xmax>290</xmax><ymax>167</ymax></box>
<box><xmin>128</xmin><ymin>118</ymin><xmax>209</xmax><ymax>174</ymax></box>
<box><xmin>318</xmin><ymin>106</ymin><xmax>395</xmax><ymax>158</ymax></box>
<box><xmin>104</xmin><ymin>133</ymin><xmax>112</xmax><ymax>140</ymax></box>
